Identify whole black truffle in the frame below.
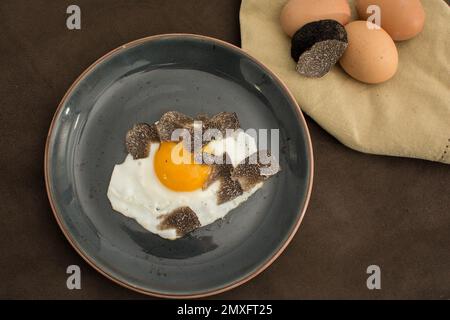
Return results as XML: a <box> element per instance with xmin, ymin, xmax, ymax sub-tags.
<box><xmin>291</xmin><ymin>19</ymin><xmax>348</xmax><ymax>78</ymax></box>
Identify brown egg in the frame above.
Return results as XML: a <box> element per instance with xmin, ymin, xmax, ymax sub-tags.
<box><xmin>280</xmin><ymin>0</ymin><xmax>351</xmax><ymax>37</ymax></box>
<box><xmin>355</xmin><ymin>0</ymin><xmax>425</xmax><ymax>41</ymax></box>
<box><xmin>340</xmin><ymin>21</ymin><xmax>398</xmax><ymax>84</ymax></box>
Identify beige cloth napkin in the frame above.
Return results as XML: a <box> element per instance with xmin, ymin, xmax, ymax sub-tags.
<box><xmin>240</xmin><ymin>0</ymin><xmax>450</xmax><ymax>164</ymax></box>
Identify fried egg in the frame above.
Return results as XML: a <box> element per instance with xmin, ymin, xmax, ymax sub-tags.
<box><xmin>107</xmin><ymin>131</ymin><xmax>261</xmax><ymax>240</ymax></box>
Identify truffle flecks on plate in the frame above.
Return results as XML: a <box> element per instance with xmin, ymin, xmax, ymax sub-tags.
<box><xmin>291</xmin><ymin>19</ymin><xmax>348</xmax><ymax>78</ymax></box>
<box><xmin>107</xmin><ymin>111</ymin><xmax>280</xmax><ymax>240</ymax></box>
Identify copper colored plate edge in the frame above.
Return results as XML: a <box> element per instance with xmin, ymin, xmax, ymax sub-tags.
<box><xmin>44</xmin><ymin>33</ymin><xmax>314</xmax><ymax>299</ymax></box>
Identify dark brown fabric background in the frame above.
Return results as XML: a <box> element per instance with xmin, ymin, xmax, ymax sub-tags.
<box><xmin>0</xmin><ymin>0</ymin><xmax>448</xmax><ymax>299</ymax></box>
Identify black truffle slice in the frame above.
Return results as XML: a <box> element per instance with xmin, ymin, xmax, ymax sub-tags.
<box><xmin>195</xmin><ymin>113</ymin><xmax>210</xmax><ymax>123</ymax></box>
<box><xmin>202</xmin><ymin>154</ymin><xmax>232</xmax><ymax>189</ymax></box>
<box><xmin>155</xmin><ymin>111</ymin><xmax>193</xmax><ymax>141</ymax></box>
<box><xmin>217</xmin><ymin>176</ymin><xmax>243</xmax><ymax>205</ymax></box>
<box><xmin>203</xmin><ymin>163</ymin><xmax>226</xmax><ymax>189</ymax></box>
<box><xmin>291</xmin><ymin>20</ymin><xmax>348</xmax><ymax>78</ymax></box>
<box><xmin>158</xmin><ymin>206</ymin><xmax>201</xmax><ymax>237</ymax></box>
<box><xmin>206</xmin><ymin>112</ymin><xmax>240</xmax><ymax>135</ymax></box>
<box><xmin>231</xmin><ymin>151</ymin><xmax>280</xmax><ymax>191</ymax></box>
<box><xmin>202</xmin><ymin>154</ymin><xmax>244</xmax><ymax>204</ymax></box>
<box><xmin>125</xmin><ymin>123</ymin><xmax>159</xmax><ymax>159</ymax></box>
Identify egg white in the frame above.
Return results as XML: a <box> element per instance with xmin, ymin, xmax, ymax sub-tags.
<box><xmin>206</xmin><ymin>130</ymin><xmax>258</xmax><ymax>167</ymax></box>
<box><xmin>107</xmin><ymin>132</ymin><xmax>262</xmax><ymax>240</ymax></box>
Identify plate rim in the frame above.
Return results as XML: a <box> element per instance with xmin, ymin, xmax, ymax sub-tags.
<box><xmin>44</xmin><ymin>33</ymin><xmax>314</xmax><ymax>299</ymax></box>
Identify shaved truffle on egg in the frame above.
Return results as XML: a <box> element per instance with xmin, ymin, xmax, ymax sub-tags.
<box><xmin>202</xmin><ymin>154</ymin><xmax>244</xmax><ymax>205</ymax></box>
<box><xmin>206</xmin><ymin>112</ymin><xmax>240</xmax><ymax>135</ymax></box>
<box><xmin>291</xmin><ymin>19</ymin><xmax>348</xmax><ymax>78</ymax></box>
<box><xmin>204</xmin><ymin>163</ymin><xmax>244</xmax><ymax>205</ymax></box>
<box><xmin>202</xmin><ymin>156</ymin><xmax>232</xmax><ymax>189</ymax></box>
<box><xmin>231</xmin><ymin>151</ymin><xmax>280</xmax><ymax>191</ymax></box>
<box><xmin>217</xmin><ymin>176</ymin><xmax>244</xmax><ymax>205</ymax></box>
<box><xmin>125</xmin><ymin>123</ymin><xmax>159</xmax><ymax>159</ymax></box>
<box><xmin>158</xmin><ymin>206</ymin><xmax>201</xmax><ymax>237</ymax></box>
<box><xmin>155</xmin><ymin>111</ymin><xmax>194</xmax><ymax>141</ymax></box>
<box><xmin>155</xmin><ymin>111</ymin><xmax>240</xmax><ymax>144</ymax></box>
<box><xmin>156</xmin><ymin>111</ymin><xmax>214</xmax><ymax>153</ymax></box>
<box><xmin>195</xmin><ymin>113</ymin><xmax>210</xmax><ymax>123</ymax></box>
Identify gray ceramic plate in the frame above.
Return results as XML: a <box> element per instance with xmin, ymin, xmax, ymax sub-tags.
<box><xmin>45</xmin><ymin>34</ymin><xmax>313</xmax><ymax>298</ymax></box>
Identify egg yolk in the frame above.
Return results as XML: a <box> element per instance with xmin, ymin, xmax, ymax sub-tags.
<box><xmin>154</xmin><ymin>142</ymin><xmax>211</xmax><ymax>192</ymax></box>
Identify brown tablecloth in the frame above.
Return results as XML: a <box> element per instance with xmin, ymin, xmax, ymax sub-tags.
<box><xmin>0</xmin><ymin>0</ymin><xmax>448</xmax><ymax>299</ymax></box>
